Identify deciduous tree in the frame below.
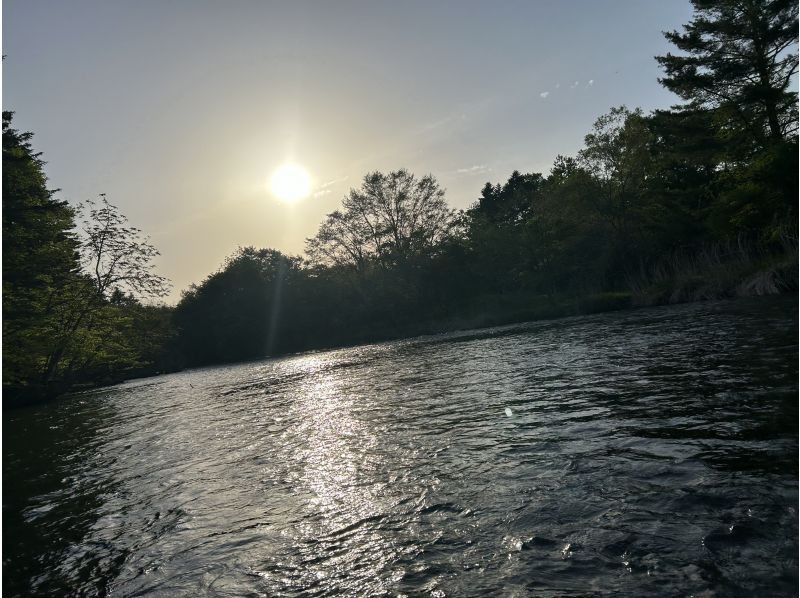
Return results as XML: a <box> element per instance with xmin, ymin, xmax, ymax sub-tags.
<box><xmin>307</xmin><ymin>170</ymin><xmax>454</xmax><ymax>269</ymax></box>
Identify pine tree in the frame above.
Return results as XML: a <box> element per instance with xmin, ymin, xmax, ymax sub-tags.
<box><xmin>656</xmin><ymin>0</ymin><xmax>798</xmax><ymax>146</ymax></box>
<box><xmin>656</xmin><ymin>1</ymin><xmax>798</xmax><ymax>237</ymax></box>
<box><xmin>2</xmin><ymin>112</ymin><xmax>82</xmax><ymax>391</ymax></box>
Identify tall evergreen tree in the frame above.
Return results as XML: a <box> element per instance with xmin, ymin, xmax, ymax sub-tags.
<box><xmin>656</xmin><ymin>0</ymin><xmax>798</xmax><ymax>145</ymax></box>
<box><xmin>656</xmin><ymin>0</ymin><xmax>798</xmax><ymax>237</ymax></box>
<box><xmin>2</xmin><ymin>112</ymin><xmax>83</xmax><ymax>391</ymax></box>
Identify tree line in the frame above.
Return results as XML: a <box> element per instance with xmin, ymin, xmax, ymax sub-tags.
<box><xmin>3</xmin><ymin>0</ymin><xmax>797</xmax><ymax>402</ymax></box>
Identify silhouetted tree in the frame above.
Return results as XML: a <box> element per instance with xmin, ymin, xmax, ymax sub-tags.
<box><xmin>307</xmin><ymin>170</ymin><xmax>454</xmax><ymax>269</ymax></box>
<box><xmin>656</xmin><ymin>0</ymin><xmax>798</xmax><ymax>237</ymax></box>
<box><xmin>471</xmin><ymin>170</ymin><xmax>544</xmax><ymax>226</ymax></box>
<box><xmin>79</xmin><ymin>195</ymin><xmax>170</xmax><ymax>299</ymax></box>
<box><xmin>578</xmin><ymin>107</ymin><xmax>652</xmax><ymax>229</ymax></box>
<box><xmin>173</xmin><ymin>247</ymin><xmax>301</xmax><ymax>365</ymax></box>
<box><xmin>657</xmin><ymin>0</ymin><xmax>798</xmax><ymax>144</ymax></box>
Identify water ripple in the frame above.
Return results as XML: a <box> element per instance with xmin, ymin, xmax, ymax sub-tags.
<box><xmin>4</xmin><ymin>296</ymin><xmax>797</xmax><ymax>596</ymax></box>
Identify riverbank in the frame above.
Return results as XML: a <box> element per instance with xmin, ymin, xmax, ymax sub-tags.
<box><xmin>342</xmin><ymin>241</ymin><xmax>798</xmax><ymax>344</ymax></box>
<box><xmin>629</xmin><ymin>235</ymin><xmax>798</xmax><ymax>306</ymax></box>
<box><xmin>5</xmin><ymin>245</ymin><xmax>796</xmax><ymax>410</ymax></box>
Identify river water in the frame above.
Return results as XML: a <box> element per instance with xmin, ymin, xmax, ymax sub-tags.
<box><xmin>4</xmin><ymin>297</ymin><xmax>798</xmax><ymax>596</ymax></box>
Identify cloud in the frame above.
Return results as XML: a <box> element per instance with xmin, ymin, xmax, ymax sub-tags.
<box><xmin>539</xmin><ymin>91</ymin><xmax>550</xmax><ymax>98</ymax></box>
<box><xmin>312</xmin><ymin>175</ymin><xmax>349</xmax><ymax>197</ymax></box>
<box><xmin>570</xmin><ymin>80</ymin><xmax>580</xmax><ymax>89</ymax></box>
<box><xmin>419</xmin><ymin>113</ymin><xmax>460</xmax><ymax>133</ymax></box>
<box><xmin>318</xmin><ymin>175</ymin><xmax>348</xmax><ymax>189</ymax></box>
<box><xmin>456</xmin><ymin>164</ymin><xmax>490</xmax><ymax>175</ymax></box>
<box><xmin>588</xmin><ymin>79</ymin><xmax>594</xmax><ymax>86</ymax></box>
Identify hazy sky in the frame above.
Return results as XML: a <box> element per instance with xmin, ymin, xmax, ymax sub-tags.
<box><xmin>3</xmin><ymin>0</ymin><xmax>695</xmax><ymax>302</ymax></box>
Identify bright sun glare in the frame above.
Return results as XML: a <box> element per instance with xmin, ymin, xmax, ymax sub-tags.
<box><xmin>270</xmin><ymin>163</ymin><xmax>312</xmax><ymax>202</ymax></box>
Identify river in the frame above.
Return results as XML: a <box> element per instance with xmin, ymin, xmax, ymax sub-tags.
<box><xmin>4</xmin><ymin>296</ymin><xmax>797</xmax><ymax>596</ymax></box>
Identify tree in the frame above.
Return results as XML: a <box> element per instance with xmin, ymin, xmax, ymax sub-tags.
<box><xmin>532</xmin><ymin>157</ymin><xmax>612</xmax><ymax>294</ymax></box>
<box><xmin>305</xmin><ymin>209</ymin><xmax>370</xmax><ymax>271</ymax></box>
<box><xmin>462</xmin><ymin>171</ymin><xmax>546</xmax><ymax>294</ymax></box>
<box><xmin>2</xmin><ymin>112</ymin><xmax>173</xmax><ymax>398</ymax></box>
<box><xmin>173</xmin><ymin>247</ymin><xmax>301</xmax><ymax>365</ymax></box>
<box><xmin>2</xmin><ymin>112</ymin><xmax>82</xmax><ymax>391</ymax></box>
<box><xmin>42</xmin><ymin>195</ymin><xmax>171</xmax><ymax>384</ymax></box>
<box><xmin>307</xmin><ymin>170</ymin><xmax>454</xmax><ymax>269</ymax></box>
<box><xmin>578</xmin><ymin>107</ymin><xmax>656</xmax><ymax>250</ymax></box>
<box><xmin>645</xmin><ymin>109</ymin><xmax>720</xmax><ymax>244</ymax></box>
<box><xmin>78</xmin><ymin>195</ymin><xmax>170</xmax><ymax>300</ymax></box>
<box><xmin>656</xmin><ymin>0</ymin><xmax>798</xmax><ymax>144</ymax></box>
<box><xmin>470</xmin><ymin>170</ymin><xmax>544</xmax><ymax>226</ymax></box>
<box><xmin>656</xmin><ymin>1</ymin><xmax>798</xmax><ymax>238</ymax></box>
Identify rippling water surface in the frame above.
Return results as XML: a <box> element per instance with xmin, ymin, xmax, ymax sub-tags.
<box><xmin>4</xmin><ymin>297</ymin><xmax>798</xmax><ymax>596</ymax></box>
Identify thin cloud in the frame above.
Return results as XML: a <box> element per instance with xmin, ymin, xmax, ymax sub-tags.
<box><xmin>313</xmin><ymin>175</ymin><xmax>348</xmax><ymax>197</ymax></box>
<box><xmin>587</xmin><ymin>79</ymin><xmax>594</xmax><ymax>86</ymax></box>
<box><xmin>456</xmin><ymin>164</ymin><xmax>490</xmax><ymax>175</ymax></box>
<box><xmin>555</xmin><ymin>82</ymin><xmax>560</xmax><ymax>89</ymax></box>
<box><xmin>570</xmin><ymin>80</ymin><xmax>580</xmax><ymax>89</ymax></box>
<box><xmin>419</xmin><ymin>113</ymin><xmax>459</xmax><ymax>133</ymax></box>
<box><xmin>539</xmin><ymin>91</ymin><xmax>550</xmax><ymax>98</ymax></box>
<box><xmin>318</xmin><ymin>175</ymin><xmax>348</xmax><ymax>189</ymax></box>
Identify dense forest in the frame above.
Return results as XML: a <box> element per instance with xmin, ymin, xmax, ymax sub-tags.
<box><xmin>4</xmin><ymin>0</ymin><xmax>798</xmax><ymax>404</ymax></box>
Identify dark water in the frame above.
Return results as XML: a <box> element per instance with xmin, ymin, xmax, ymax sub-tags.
<box><xmin>4</xmin><ymin>297</ymin><xmax>798</xmax><ymax>597</ymax></box>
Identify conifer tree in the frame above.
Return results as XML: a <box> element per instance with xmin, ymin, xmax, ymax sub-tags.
<box><xmin>2</xmin><ymin>112</ymin><xmax>82</xmax><ymax>391</ymax></box>
<box><xmin>656</xmin><ymin>0</ymin><xmax>798</xmax><ymax>145</ymax></box>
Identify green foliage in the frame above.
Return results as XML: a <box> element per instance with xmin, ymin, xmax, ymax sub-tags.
<box><xmin>173</xmin><ymin>248</ymin><xmax>301</xmax><ymax>365</ymax></box>
<box><xmin>708</xmin><ymin>140</ymin><xmax>798</xmax><ymax>237</ymax></box>
<box><xmin>655</xmin><ymin>0</ymin><xmax>798</xmax><ymax>240</ymax></box>
<box><xmin>2</xmin><ymin>112</ymin><xmax>82</xmax><ymax>389</ymax></box>
<box><xmin>656</xmin><ymin>0</ymin><xmax>798</xmax><ymax>144</ymax></box>
<box><xmin>3</xmin><ymin>112</ymin><xmax>174</xmax><ymax>401</ymax></box>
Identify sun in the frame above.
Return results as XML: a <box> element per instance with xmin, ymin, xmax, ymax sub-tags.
<box><xmin>270</xmin><ymin>163</ymin><xmax>312</xmax><ymax>202</ymax></box>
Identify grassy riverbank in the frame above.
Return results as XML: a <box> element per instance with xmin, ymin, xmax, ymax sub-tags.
<box><xmin>629</xmin><ymin>235</ymin><xmax>798</xmax><ymax>306</ymax></box>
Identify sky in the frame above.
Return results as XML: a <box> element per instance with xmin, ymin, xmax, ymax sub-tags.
<box><xmin>3</xmin><ymin>0</ymin><xmax>695</xmax><ymax>303</ymax></box>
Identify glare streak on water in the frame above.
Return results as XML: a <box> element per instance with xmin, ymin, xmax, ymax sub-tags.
<box><xmin>3</xmin><ymin>296</ymin><xmax>798</xmax><ymax>596</ymax></box>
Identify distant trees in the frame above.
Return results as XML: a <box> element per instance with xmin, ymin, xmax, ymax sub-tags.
<box><xmin>173</xmin><ymin>173</ymin><xmax>460</xmax><ymax>369</ymax></box>
<box><xmin>307</xmin><ymin>170</ymin><xmax>454</xmax><ymax>270</ymax></box>
<box><xmin>173</xmin><ymin>247</ymin><xmax>302</xmax><ymax>365</ymax></box>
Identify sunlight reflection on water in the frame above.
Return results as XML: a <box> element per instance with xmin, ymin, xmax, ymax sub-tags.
<box><xmin>3</xmin><ymin>297</ymin><xmax>798</xmax><ymax>596</ymax></box>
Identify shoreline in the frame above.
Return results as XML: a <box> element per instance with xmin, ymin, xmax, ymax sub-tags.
<box><xmin>5</xmin><ymin>285</ymin><xmax>795</xmax><ymax>411</ymax></box>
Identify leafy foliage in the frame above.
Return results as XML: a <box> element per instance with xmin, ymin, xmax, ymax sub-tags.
<box><xmin>3</xmin><ymin>113</ymin><xmax>173</xmax><ymax>401</ymax></box>
<box><xmin>2</xmin><ymin>111</ymin><xmax>82</xmax><ymax>389</ymax></box>
<box><xmin>307</xmin><ymin>170</ymin><xmax>454</xmax><ymax>270</ymax></box>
